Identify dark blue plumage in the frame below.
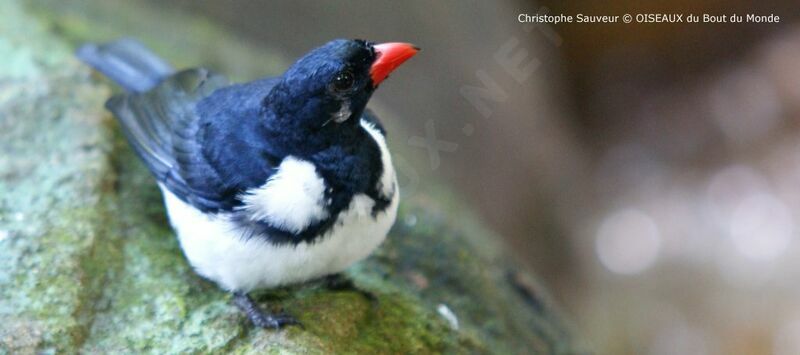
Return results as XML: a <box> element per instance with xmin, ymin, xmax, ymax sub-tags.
<box><xmin>82</xmin><ymin>39</ymin><xmax>397</xmax><ymax>244</ymax></box>
<box><xmin>78</xmin><ymin>37</ymin><xmax>418</xmax><ymax>330</ymax></box>
<box><xmin>77</xmin><ymin>38</ymin><xmax>173</xmax><ymax>92</ymax></box>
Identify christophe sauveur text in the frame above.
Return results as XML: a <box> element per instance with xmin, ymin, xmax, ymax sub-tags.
<box><xmin>518</xmin><ymin>13</ymin><xmax>781</xmax><ymax>24</ymax></box>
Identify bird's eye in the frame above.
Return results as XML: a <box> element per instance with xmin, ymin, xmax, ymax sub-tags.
<box><xmin>332</xmin><ymin>71</ymin><xmax>355</xmax><ymax>92</ymax></box>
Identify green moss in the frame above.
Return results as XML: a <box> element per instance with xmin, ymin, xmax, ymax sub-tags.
<box><xmin>0</xmin><ymin>2</ymin><xmax>118</xmax><ymax>352</ymax></box>
<box><xmin>0</xmin><ymin>0</ymin><xmax>583</xmax><ymax>353</ymax></box>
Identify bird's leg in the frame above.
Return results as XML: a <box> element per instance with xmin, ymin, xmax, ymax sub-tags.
<box><xmin>232</xmin><ymin>292</ymin><xmax>300</xmax><ymax>329</ymax></box>
<box><xmin>323</xmin><ymin>273</ymin><xmax>377</xmax><ymax>302</ymax></box>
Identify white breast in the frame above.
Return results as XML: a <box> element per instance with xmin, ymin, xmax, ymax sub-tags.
<box><xmin>237</xmin><ymin>157</ymin><xmax>329</xmax><ymax>234</ymax></box>
<box><xmin>160</xmin><ymin>119</ymin><xmax>398</xmax><ymax>292</ymax></box>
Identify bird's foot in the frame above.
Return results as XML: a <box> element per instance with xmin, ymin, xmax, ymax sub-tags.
<box><xmin>324</xmin><ymin>273</ymin><xmax>377</xmax><ymax>302</ymax></box>
<box><xmin>232</xmin><ymin>292</ymin><xmax>301</xmax><ymax>329</ymax></box>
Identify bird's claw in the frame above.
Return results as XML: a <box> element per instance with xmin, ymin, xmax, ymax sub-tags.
<box><xmin>251</xmin><ymin>312</ymin><xmax>302</xmax><ymax>329</ymax></box>
<box><xmin>232</xmin><ymin>291</ymin><xmax>301</xmax><ymax>329</ymax></box>
<box><xmin>324</xmin><ymin>273</ymin><xmax>378</xmax><ymax>303</ymax></box>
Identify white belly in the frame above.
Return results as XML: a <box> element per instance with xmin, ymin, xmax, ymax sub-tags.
<box><xmin>161</xmin><ymin>185</ymin><xmax>398</xmax><ymax>292</ymax></box>
<box><xmin>158</xmin><ymin>119</ymin><xmax>397</xmax><ymax>292</ymax></box>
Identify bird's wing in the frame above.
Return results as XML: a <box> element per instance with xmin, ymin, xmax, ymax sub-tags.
<box><xmin>107</xmin><ymin>68</ymin><xmax>255</xmax><ymax>212</ymax></box>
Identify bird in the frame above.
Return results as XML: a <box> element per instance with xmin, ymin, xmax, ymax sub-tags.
<box><xmin>77</xmin><ymin>37</ymin><xmax>418</xmax><ymax>329</ymax></box>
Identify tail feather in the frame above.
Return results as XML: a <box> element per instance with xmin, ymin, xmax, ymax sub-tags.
<box><xmin>77</xmin><ymin>38</ymin><xmax>173</xmax><ymax>92</ymax></box>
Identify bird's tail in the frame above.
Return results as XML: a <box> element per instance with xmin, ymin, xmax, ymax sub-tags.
<box><xmin>77</xmin><ymin>38</ymin><xmax>174</xmax><ymax>93</ymax></box>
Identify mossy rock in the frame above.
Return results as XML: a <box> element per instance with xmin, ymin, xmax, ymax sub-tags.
<box><xmin>0</xmin><ymin>0</ymin><xmax>583</xmax><ymax>353</ymax></box>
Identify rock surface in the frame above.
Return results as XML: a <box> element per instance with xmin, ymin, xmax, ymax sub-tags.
<box><xmin>0</xmin><ymin>0</ymin><xmax>582</xmax><ymax>353</ymax></box>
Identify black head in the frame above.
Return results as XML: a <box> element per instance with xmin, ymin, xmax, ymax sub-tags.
<box><xmin>262</xmin><ymin>39</ymin><xmax>418</xmax><ymax>153</ymax></box>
